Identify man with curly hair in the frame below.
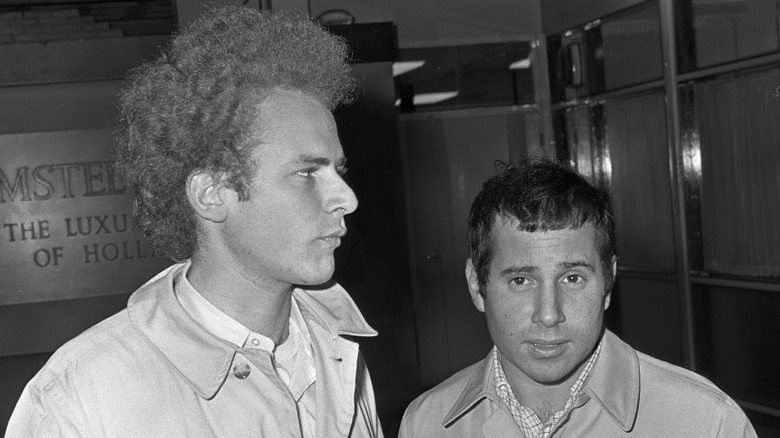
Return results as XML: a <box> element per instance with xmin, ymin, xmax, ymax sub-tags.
<box><xmin>7</xmin><ymin>6</ymin><xmax>383</xmax><ymax>437</ymax></box>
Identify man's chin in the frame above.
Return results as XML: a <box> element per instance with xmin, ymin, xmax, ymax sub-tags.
<box><xmin>293</xmin><ymin>265</ymin><xmax>335</xmax><ymax>288</ymax></box>
<box><xmin>523</xmin><ymin>360</ymin><xmax>583</xmax><ymax>386</ymax></box>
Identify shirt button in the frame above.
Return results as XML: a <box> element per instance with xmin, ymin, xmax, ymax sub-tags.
<box><xmin>233</xmin><ymin>362</ymin><xmax>250</xmax><ymax>379</ymax></box>
<box><xmin>251</xmin><ymin>338</ymin><xmax>260</xmax><ymax>347</ymax></box>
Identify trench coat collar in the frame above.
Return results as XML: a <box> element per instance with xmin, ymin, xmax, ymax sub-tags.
<box><xmin>582</xmin><ymin>330</ymin><xmax>640</xmax><ymax>432</ymax></box>
<box><xmin>127</xmin><ymin>262</ymin><xmax>377</xmax><ymax>400</ymax></box>
<box><xmin>292</xmin><ymin>285</ymin><xmax>377</xmax><ymax>338</ymax></box>
<box><xmin>443</xmin><ymin>350</ymin><xmax>496</xmax><ymax>426</ymax></box>
<box><xmin>442</xmin><ymin>330</ymin><xmax>640</xmax><ymax>431</ymax></box>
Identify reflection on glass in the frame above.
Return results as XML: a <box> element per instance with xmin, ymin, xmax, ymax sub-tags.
<box><xmin>694</xmin><ymin>68</ymin><xmax>780</xmax><ymax>279</ymax></box>
<box><xmin>690</xmin><ymin>0</ymin><xmax>779</xmax><ymax>69</ymax></box>
<box><xmin>547</xmin><ymin>2</ymin><xmax>663</xmax><ymax>102</ymax></box>
<box><xmin>563</xmin><ymin>106</ymin><xmax>596</xmax><ymax>180</ymax></box>
<box><xmin>394</xmin><ymin>42</ymin><xmax>534</xmax><ymax>112</ymax></box>
<box><xmin>693</xmin><ymin>285</ymin><xmax>780</xmax><ymax>410</ymax></box>
<box><xmin>601</xmin><ymin>2</ymin><xmax>663</xmax><ymax>90</ymax></box>
<box><xmin>604</xmin><ymin>93</ymin><xmax>675</xmax><ymax>272</ymax></box>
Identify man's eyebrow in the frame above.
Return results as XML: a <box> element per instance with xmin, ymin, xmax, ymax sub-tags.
<box><xmin>560</xmin><ymin>261</ymin><xmax>596</xmax><ymax>271</ymax></box>
<box><xmin>499</xmin><ymin>266</ymin><xmax>538</xmax><ymax>277</ymax></box>
<box><xmin>498</xmin><ymin>261</ymin><xmax>596</xmax><ymax>277</ymax></box>
<box><xmin>294</xmin><ymin>154</ymin><xmax>347</xmax><ymax>167</ymax></box>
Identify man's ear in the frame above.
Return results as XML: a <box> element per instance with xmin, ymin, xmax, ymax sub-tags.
<box><xmin>604</xmin><ymin>256</ymin><xmax>617</xmax><ymax>310</ymax></box>
<box><xmin>186</xmin><ymin>170</ymin><xmax>231</xmax><ymax>223</ymax></box>
<box><xmin>465</xmin><ymin>258</ymin><xmax>486</xmax><ymax>313</ymax></box>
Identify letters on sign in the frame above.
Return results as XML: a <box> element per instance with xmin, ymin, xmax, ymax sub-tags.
<box><xmin>0</xmin><ymin>129</ymin><xmax>171</xmax><ymax>305</ymax></box>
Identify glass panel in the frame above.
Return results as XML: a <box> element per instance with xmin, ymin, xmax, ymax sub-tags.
<box><xmin>694</xmin><ymin>68</ymin><xmax>780</xmax><ymax>279</ymax></box>
<box><xmin>555</xmin><ymin>105</ymin><xmax>611</xmax><ymax>189</ymax></box>
<box><xmin>601</xmin><ymin>1</ymin><xmax>664</xmax><ymax>90</ymax></box>
<box><xmin>689</xmin><ymin>0</ymin><xmax>780</xmax><ymax>69</ymax></box>
<box><xmin>604</xmin><ymin>93</ymin><xmax>676</xmax><ymax>272</ymax></box>
<box><xmin>395</xmin><ymin>42</ymin><xmax>534</xmax><ymax>112</ymax></box>
<box><xmin>693</xmin><ymin>285</ymin><xmax>780</xmax><ymax>410</ymax></box>
<box><xmin>510</xmin><ymin>111</ymin><xmax>543</xmax><ymax>161</ymax></box>
<box><xmin>547</xmin><ymin>2</ymin><xmax>663</xmax><ymax>101</ymax></box>
<box><xmin>565</xmin><ymin>105</ymin><xmax>596</xmax><ymax>181</ymax></box>
<box><xmin>614</xmin><ymin>278</ymin><xmax>682</xmax><ymax>365</ymax></box>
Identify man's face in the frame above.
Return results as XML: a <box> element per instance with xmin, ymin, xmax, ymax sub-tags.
<box><xmin>466</xmin><ymin>218</ymin><xmax>614</xmax><ymax>388</ymax></box>
<box><xmin>220</xmin><ymin>89</ymin><xmax>358</xmax><ymax>289</ymax></box>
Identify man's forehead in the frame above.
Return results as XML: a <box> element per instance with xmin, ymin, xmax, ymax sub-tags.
<box><xmin>490</xmin><ymin>217</ymin><xmax>600</xmax><ymax>250</ymax></box>
<box><xmin>496</xmin><ymin>212</ymin><xmax>590</xmax><ymax>231</ymax></box>
<box><xmin>489</xmin><ymin>223</ymin><xmax>602</xmax><ymax>273</ymax></box>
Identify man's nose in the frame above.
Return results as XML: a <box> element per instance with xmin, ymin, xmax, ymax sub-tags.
<box><xmin>327</xmin><ymin>174</ymin><xmax>358</xmax><ymax>215</ymax></box>
<box><xmin>531</xmin><ymin>282</ymin><xmax>566</xmax><ymax>327</ymax></box>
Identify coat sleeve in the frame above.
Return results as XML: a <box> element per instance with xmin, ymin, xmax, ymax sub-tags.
<box><xmin>397</xmin><ymin>391</ymin><xmax>431</xmax><ymax>438</ymax></box>
<box><xmin>5</xmin><ymin>381</ymin><xmax>67</xmax><ymax>438</ymax></box>
<box><xmin>712</xmin><ymin>397</ymin><xmax>759</xmax><ymax>438</ymax></box>
<box><xmin>5</xmin><ymin>379</ymin><xmax>84</xmax><ymax>438</ymax></box>
<box><xmin>397</xmin><ymin>404</ymin><xmax>414</xmax><ymax>438</ymax></box>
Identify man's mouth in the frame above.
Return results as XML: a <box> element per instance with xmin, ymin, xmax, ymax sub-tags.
<box><xmin>528</xmin><ymin>341</ymin><xmax>567</xmax><ymax>357</ymax></box>
<box><xmin>321</xmin><ymin>228</ymin><xmax>347</xmax><ymax>246</ymax></box>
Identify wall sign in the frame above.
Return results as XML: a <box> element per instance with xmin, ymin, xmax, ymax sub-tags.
<box><xmin>0</xmin><ymin>129</ymin><xmax>171</xmax><ymax>305</ymax></box>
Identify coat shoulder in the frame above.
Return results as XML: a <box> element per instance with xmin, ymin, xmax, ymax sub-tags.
<box><xmin>637</xmin><ymin>352</ymin><xmax>733</xmax><ymax>404</ymax></box>
<box><xmin>29</xmin><ymin>308</ymin><xmax>142</xmax><ymax>390</ymax></box>
<box><xmin>400</xmin><ymin>360</ymin><xmax>487</xmax><ymax>435</ymax></box>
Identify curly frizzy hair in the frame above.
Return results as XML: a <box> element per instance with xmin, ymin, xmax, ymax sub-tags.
<box><xmin>115</xmin><ymin>6</ymin><xmax>355</xmax><ymax>261</ymax></box>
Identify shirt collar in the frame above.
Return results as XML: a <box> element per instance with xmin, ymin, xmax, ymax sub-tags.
<box><xmin>443</xmin><ymin>330</ymin><xmax>639</xmax><ymax>431</ymax></box>
<box><xmin>491</xmin><ymin>341</ymin><xmax>602</xmax><ymax>436</ymax></box>
<box><xmin>273</xmin><ymin>298</ymin><xmax>312</xmax><ymax>368</ymax></box>
<box><xmin>175</xmin><ymin>266</ymin><xmax>274</xmax><ymax>351</ymax></box>
<box><xmin>127</xmin><ymin>262</ymin><xmax>376</xmax><ymax>400</ymax></box>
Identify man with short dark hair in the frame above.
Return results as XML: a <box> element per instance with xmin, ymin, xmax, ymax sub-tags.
<box><xmin>400</xmin><ymin>158</ymin><xmax>756</xmax><ymax>437</ymax></box>
<box><xmin>8</xmin><ymin>6</ymin><xmax>383</xmax><ymax>437</ymax></box>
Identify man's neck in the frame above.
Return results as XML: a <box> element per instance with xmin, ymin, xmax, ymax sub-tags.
<box><xmin>187</xmin><ymin>255</ymin><xmax>293</xmax><ymax>345</ymax></box>
<box><xmin>501</xmin><ymin>357</ymin><xmax>582</xmax><ymax>423</ymax></box>
<box><xmin>515</xmin><ymin>385</ymin><xmax>570</xmax><ymax>423</ymax></box>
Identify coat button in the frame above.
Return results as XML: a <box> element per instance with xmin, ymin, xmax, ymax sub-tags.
<box><xmin>233</xmin><ymin>362</ymin><xmax>250</xmax><ymax>379</ymax></box>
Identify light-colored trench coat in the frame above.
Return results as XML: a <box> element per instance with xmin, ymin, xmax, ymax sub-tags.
<box><xmin>400</xmin><ymin>330</ymin><xmax>756</xmax><ymax>438</ymax></box>
<box><xmin>7</xmin><ymin>263</ymin><xmax>383</xmax><ymax>437</ymax></box>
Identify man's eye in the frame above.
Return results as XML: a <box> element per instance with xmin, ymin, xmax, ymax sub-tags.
<box><xmin>297</xmin><ymin>168</ymin><xmax>316</xmax><ymax>177</ymax></box>
<box><xmin>563</xmin><ymin>274</ymin><xmax>583</xmax><ymax>284</ymax></box>
<box><xmin>510</xmin><ymin>277</ymin><xmax>529</xmax><ymax>286</ymax></box>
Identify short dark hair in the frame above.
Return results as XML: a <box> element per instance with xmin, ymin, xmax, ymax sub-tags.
<box><xmin>115</xmin><ymin>6</ymin><xmax>355</xmax><ymax>261</ymax></box>
<box><xmin>467</xmin><ymin>157</ymin><xmax>616</xmax><ymax>292</ymax></box>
